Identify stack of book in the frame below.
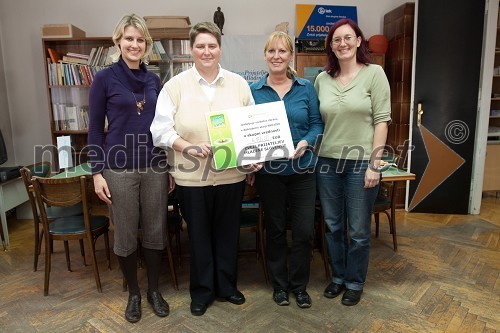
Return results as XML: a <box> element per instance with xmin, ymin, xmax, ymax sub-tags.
<box><xmin>46</xmin><ymin>47</ymin><xmax>117</xmax><ymax>86</ymax></box>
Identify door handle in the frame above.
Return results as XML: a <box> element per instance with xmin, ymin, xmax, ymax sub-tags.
<box><xmin>417</xmin><ymin>103</ymin><xmax>423</xmax><ymax>127</ymax></box>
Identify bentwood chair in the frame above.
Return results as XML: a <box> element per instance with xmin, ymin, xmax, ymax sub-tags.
<box><xmin>372</xmin><ymin>182</ymin><xmax>397</xmax><ymax>250</ymax></box>
<box><xmin>240</xmin><ymin>184</ymin><xmax>269</xmax><ymax>283</ymax></box>
<box><xmin>372</xmin><ymin>141</ymin><xmax>410</xmax><ymax>251</ymax></box>
<box><xmin>32</xmin><ymin>175</ymin><xmax>110</xmax><ymax>295</ymax></box>
<box><xmin>20</xmin><ymin>162</ymin><xmax>84</xmax><ymax>271</ymax></box>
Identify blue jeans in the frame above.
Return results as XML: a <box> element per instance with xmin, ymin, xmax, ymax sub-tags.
<box><xmin>316</xmin><ymin>157</ymin><xmax>379</xmax><ymax>291</ymax></box>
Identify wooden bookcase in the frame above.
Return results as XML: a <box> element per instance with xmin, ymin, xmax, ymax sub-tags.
<box><xmin>42</xmin><ymin>35</ymin><xmax>193</xmax><ymax>169</ymax></box>
<box><xmin>483</xmin><ymin>8</ymin><xmax>500</xmax><ymax>192</ymax></box>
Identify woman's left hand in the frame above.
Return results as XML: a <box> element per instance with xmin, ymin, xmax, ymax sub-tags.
<box><xmin>364</xmin><ymin>168</ymin><xmax>380</xmax><ymax>188</ymax></box>
<box><xmin>292</xmin><ymin>140</ymin><xmax>309</xmax><ymax>159</ymax></box>
<box><xmin>168</xmin><ymin>173</ymin><xmax>175</xmax><ymax>194</ymax></box>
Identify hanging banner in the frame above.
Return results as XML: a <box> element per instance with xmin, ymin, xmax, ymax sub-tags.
<box><xmin>296</xmin><ymin>4</ymin><xmax>358</xmax><ymax>40</ymax></box>
<box><xmin>220</xmin><ymin>35</ymin><xmax>269</xmax><ymax>83</ymax></box>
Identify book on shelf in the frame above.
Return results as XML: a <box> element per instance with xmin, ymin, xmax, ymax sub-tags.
<box><xmin>61</xmin><ymin>56</ymin><xmax>88</xmax><ymax>65</ymax></box>
<box><xmin>52</xmin><ymin>103</ymin><xmax>90</xmax><ymax>131</ymax></box>
<box><xmin>66</xmin><ymin>52</ymin><xmax>89</xmax><ymax>60</ymax></box>
<box><xmin>47</xmin><ymin>48</ymin><xmax>61</xmax><ymax>64</ymax></box>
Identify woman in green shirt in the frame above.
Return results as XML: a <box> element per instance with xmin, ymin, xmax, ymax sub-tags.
<box><xmin>314</xmin><ymin>18</ymin><xmax>391</xmax><ymax>306</ymax></box>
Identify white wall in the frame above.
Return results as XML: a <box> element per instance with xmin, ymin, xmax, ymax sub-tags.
<box><xmin>0</xmin><ymin>0</ymin><xmax>409</xmax><ymax>165</ymax></box>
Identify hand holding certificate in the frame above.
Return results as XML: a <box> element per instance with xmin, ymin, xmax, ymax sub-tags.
<box><xmin>206</xmin><ymin>101</ymin><xmax>294</xmax><ymax>170</ymax></box>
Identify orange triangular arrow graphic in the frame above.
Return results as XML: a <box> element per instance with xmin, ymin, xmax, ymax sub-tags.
<box><xmin>409</xmin><ymin>125</ymin><xmax>465</xmax><ymax>210</ymax></box>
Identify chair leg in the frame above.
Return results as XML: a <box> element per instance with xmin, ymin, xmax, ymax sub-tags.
<box><xmin>86</xmin><ymin>235</ymin><xmax>102</xmax><ymax>293</ymax></box>
<box><xmin>374</xmin><ymin>213</ymin><xmax>380</xmax><ymax>237</ymax></box>
<box><xmin>44</xmin><ymin>236</ymin><xmax>51</xmax><ymax>296</ymax></box>
<box><xmin>34</xmin><ymin>229</ymin><xmax>43</xmax><ymax>271</ymax></box>
<box><xmin>389</xmin><ymin>211</ymin><xmax>397</xmax><ymax>251</ymax></box>
<box><xmin>79</xmin><ymin>239</ymin><xmax>87</xmax><ymax>266</ymax></box>
<box><xmin>64</xmin><ymin>241</ymin><xmax>72</xmax><ymax>272</ymax></box>
<box><xmin>104</xmin><ymin>231</ymin><xmax>111</xmax><ymax>270</ymax></box>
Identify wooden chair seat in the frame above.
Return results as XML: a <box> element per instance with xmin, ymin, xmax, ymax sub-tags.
<box><xmin>49</xmin><ymin>215</ymin><xmax>108</xmax><ymax>235</ymax></box>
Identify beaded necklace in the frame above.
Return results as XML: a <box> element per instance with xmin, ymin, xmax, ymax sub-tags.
<box><xmin>132</xmin><ymin>89</ymin><xmax>146</xmax><ymax>115</ymax></box>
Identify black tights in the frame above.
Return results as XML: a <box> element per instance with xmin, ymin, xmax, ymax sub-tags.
<box><xmin>118</xmin><ymin>248</ymin><xmax>163</xmax><ymax>296</ymax></box>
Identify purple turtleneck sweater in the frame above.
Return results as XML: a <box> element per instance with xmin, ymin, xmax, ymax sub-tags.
<box><xmin>87</xmin><ymin>58</ymin><xmax>165</xmax><ymax>174</ymax></box>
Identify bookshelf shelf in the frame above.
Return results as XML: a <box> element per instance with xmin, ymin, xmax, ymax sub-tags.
<box><xmin>484</xmin><ymin>5</ymin><xmax>500</xmax><ymax>191</ymax></box>
<box><xmin>42</xmin><ymin>34</ymin><xmax>193</xmax><ymax>169</ymax></box>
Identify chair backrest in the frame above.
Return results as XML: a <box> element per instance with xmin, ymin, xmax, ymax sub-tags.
<box><xmin>32</xmin><ymin>176</ymin><xmax>90</xmax><ymax>228</ymax></box>
<box><xmin>20</xmin><ymin>162</ymin><xmax>52</xmax><ymax>221</ymax></box>
<box><xmin>20</xmin><ymin>162</ymin><xmax>51</xmax><ymax>191</ymax></box>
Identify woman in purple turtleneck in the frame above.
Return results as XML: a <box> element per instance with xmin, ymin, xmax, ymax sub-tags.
<box><xmin>87</xmin><ymin>14</ymin><xmax>172</xmax><ymax>323</ymax></box>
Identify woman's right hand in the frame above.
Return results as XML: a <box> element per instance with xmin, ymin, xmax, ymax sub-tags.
<box><xmin>186</xmin><ymin>143</ymin><xmax>212</xmax><ymax>158</ymax></box>
<box><xmin>93</xmin><ymin>173</ymin><xmax>112</xmax><ymax>205</ymax></box>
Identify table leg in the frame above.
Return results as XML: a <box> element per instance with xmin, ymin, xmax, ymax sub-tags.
<box><xmin>0</xmin><ymin>207</ymin><xmax>8</xmax><ymax>250</ymax></box>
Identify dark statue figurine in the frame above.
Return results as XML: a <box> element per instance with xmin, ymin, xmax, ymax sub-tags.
<box><xmin>213</xmin><ymin>7</ymin><xmax>225</xmax><ymax>35</ymax></box>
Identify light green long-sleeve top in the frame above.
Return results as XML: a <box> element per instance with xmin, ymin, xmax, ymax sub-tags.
<box><xmin>314</xmin><ymin>64</ymin><xmax>391</xmax><ymax>160</ymax></box>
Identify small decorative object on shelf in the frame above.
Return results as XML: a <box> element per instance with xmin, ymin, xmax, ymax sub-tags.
<box><xmin>213</xmin><ymin>7</ymin><xmax>225</xmax><ymax>35</ymax></box>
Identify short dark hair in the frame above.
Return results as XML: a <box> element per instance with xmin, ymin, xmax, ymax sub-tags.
<box><xmin>189</xmin><ymin>22</ymin><xmax>221</xmax><ymax>48</ymax></box>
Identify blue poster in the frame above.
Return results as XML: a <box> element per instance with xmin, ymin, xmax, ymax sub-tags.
<box><xmin>296</xmin><ymin>4</ymin><xmax>358</xmax><ymax>40</ymax></box>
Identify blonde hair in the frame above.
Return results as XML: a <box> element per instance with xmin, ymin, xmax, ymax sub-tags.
<box><xmin>110</xmin><ymin>14</ymin><xmax>153</xmax><ymax>63</ymax></box>
<box><xmin>264</xmin><ymin>31</ymin><xmax>297</xmax><ymax>78</ymax></box>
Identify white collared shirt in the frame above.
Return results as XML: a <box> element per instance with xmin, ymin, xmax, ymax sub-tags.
<box><xmin>150</xmin><ymin>65</ymin><xmax>254</xmax><ymax>149</ymax></box>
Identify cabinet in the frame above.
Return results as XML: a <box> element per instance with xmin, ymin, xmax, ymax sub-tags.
<box><xmin>294</xmin><ymin>52</ymin><xmax>385</xmax><ymax>83</ymax></box>
<box><xmin>484</xmin><ymin>9</ymin><xmax>500</xmax><ymax>192</ymax></box>
<box><xmin>42</xmin><ymin>36</ymin><xmax>193</xmax><ymax>168</ymax></box>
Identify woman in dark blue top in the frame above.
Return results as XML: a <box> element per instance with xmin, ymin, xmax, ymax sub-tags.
<box><xmin>250</xmin><ymin>31</ymin><xmax>324</xmax><ymax>309</ymax></box>
<box><xmin>87</xmin><ymin>14</ymin><xmax>171</xmax><ymax>323</ymax></box>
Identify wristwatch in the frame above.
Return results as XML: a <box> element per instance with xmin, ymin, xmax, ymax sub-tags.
<box><xmin>368</xmin><ymin>163</ymin><xmax>380</xmax><ymax>172</ymax></box>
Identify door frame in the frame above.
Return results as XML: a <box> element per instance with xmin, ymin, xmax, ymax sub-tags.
<box><xmin>406</xmin><ymin>0</ymin><xmax>497</xmax><ymax>214</ymax></box>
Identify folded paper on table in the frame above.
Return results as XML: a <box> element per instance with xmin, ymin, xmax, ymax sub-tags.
<box><xmin>206</xmin><ymin>101</ymin><xmax>294</xmax><ymax>170</ymax></box>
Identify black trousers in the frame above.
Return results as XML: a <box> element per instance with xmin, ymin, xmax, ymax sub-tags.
<box><xmin>256</xmin><ymin>172</ymin><xmax>316</xmax><ymax>293</ymax></box>
<box><xmin>176</xmin><ymin>180</ymin><xmax>245</xmax><ymax>304</ymax></box>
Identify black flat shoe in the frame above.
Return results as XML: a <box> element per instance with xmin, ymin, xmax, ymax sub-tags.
<box><xmin>341</xmin><ymin>289</ymin><xmax>363</xmax><ymax>306</ymax></box>
<box><xmin>223</xmin><ymin>290</ymin><xmax>245</xmax><ymax>305</ymax></box>
<box><xmin>125</xmin><ymin>294</ymin><xmax>141</xmax><ymax>323</ymax></box>
<box><xmin>324</xmin><ymin>282</ymin><xmax>344</xmax><ymax>298</ymax></box>
<box><xmin>294</xmin><ymin>290</ymin><xmax>312</xmax><ymax>308</ymax></box>
<box><xmin>272</xmin><ymin>289</ymin><xmax>290</xmax><ymax>306</ymax></box>
<box><xmin>190</xmin><ymin>302</ymin><xmax>208</xmax><ymax>316</ymax></box>
<box><xmin>147</xmin><ymin>290</ymin><xmax>170</xmax><ymax>317</ymax></box>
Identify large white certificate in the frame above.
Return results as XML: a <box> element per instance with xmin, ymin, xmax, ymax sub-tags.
<box><xmin>206</xmin><ymin>101</ymin><xmax>294</xmax><ymax>170</ymax></box>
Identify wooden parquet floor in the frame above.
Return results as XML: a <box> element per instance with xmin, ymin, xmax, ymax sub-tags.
<box><xmin>0</xmin><ymin>194</ymin><xmax>499</xmax><ymax>332</ymax></box>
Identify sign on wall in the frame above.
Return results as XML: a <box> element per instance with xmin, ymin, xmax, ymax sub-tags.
<box><xmin>220</xmin><ymin>35</ymin><xmax>269</xmax><ymax>83</ymax></box>
<box><xmin>296</xmin><ymin>4</ymin><xmax>358</xmax><ymax>40</ymax></box>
